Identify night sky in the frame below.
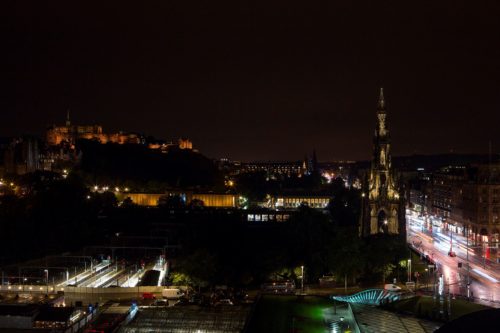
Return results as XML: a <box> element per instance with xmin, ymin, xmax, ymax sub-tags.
<box><xmin>2</xmin><ymin>1</ymin><xmax>500</xmax><ymax>161</ymax></box>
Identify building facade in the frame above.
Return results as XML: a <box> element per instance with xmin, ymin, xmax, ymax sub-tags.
<box><xmin>462</xmin><ymin>164</ymin><xmax>500</xmax><ymax>245</ymax></box>
<box><xmin>409</xmin><ymin>164</ymin><xmax>500</xmax><ymax>246</ymax></box>
<box><xmin>117</xmin><ymin>192</ymin><xmax>237</xmax><ymax>208</ymax></box>
<box><xmin>269</xmin><ymin>195</ymin><xmax>331</xmax><ymax>209</ymax></box>
<box><xmin>0</xmin><ymin>136</ymin><xmax>41</xmax><ymax>175</ymax></box>
<box><xmin>361</xmin><ymin>89</ymin><xmax>406</xmax><ymax>236</ymax></box>
<box><xmin>240</xmin><ymin>161</ymin><xmax>306</xmax><ymax>178</ymax></box>
<box><xmin>429</xmin><ymin>166</ymin><xmax>467</xmax><ymax>233</ymax></box>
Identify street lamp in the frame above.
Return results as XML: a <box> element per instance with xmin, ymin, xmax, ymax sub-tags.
<box><xmin>465</xmin><ymin>224</ymin><xmax>471</xmax><ymax>300</ymax></box>
<box><xmin>407</xmin><ymin>259</ymin><xmax>412</xmax><ymax>282</ymax></box>
<box><xmin>44</xmin><ymin>270</ymin><xmax>49</xmax><ymax>294</ymax></box>
<box><xmin>301</xmin><ymin>266</ymin><xmax>304</xmax><ymax>294</ymax></box>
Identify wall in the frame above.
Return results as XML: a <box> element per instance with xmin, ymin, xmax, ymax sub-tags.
<box><xmin>0</xmin><ymin>284</ymin><xmax>163</xmax><ymax>294</ymax></box>
<box><xmin>117</xmin><ymin>192</ymin><xmax>237</xmax><ymax>208</ymax></box>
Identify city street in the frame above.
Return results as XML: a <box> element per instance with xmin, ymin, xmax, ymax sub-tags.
<box><xmin>406</xmin><ymin>212</ymin><xmax>500</xmax><ymax>307</ymax></box>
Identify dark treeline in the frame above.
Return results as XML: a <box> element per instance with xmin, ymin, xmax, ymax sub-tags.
<box><xmin>233</xmin><ymin>170</ymin><xmax>325</xmax><ymax>202</ymax></box>
<box><xmin>0</xmin><ymin>172</ymin><xmax>115</xmax><ymax>266</ymax></box>
<box><xmin>113</xmin><ymin>178</ymin><xmax>409</xmax><ymax>288</ymax></box>
<box><xmin>156</xmin><ymin>205</ymin><xmax>408</xmax><ymax>288</ymax></box>
<box><xmin>1</xmin><ymin>171</ymin><xmax>408</xmax><ymax>288</ymax></box>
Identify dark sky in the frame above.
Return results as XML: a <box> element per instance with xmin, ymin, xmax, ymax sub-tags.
<box><xmin>2</xmin><ymin>1</ymin><xmax>500</xmax><ymax>161</ymax></box>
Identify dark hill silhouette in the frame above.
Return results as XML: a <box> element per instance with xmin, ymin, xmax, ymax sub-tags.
<box><xmin>77</xmin><ymin>139</ymin><xmax>220</xmax><ymax>187</ymax></box>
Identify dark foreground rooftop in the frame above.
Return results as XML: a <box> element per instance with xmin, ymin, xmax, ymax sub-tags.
<box><xmin>435</xmin><ymin>308</ymin><xmax>500</xmax><ymax>333</ymax></box>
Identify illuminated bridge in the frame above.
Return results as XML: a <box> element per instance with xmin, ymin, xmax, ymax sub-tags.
<box><xmin>331</xmin><ymin>289</ymin><xmax>402</xmax><ymax>306</ymax></box>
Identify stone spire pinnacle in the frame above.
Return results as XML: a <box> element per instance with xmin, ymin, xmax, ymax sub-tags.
<box><xmin>66</xmin><ymin>109</ymin><xmax>71</xmax><ymax>127</ymax></box>
<box><xmin>377</xmin><ymin>87</ymin><xmax>385</xmax><ymax>111</ymax></box>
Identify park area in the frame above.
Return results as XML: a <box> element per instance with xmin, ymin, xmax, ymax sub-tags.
<box><xmin>246</xmin><ymin>295</ymin><xmax>355</xmax><ymax>333</ymax></box>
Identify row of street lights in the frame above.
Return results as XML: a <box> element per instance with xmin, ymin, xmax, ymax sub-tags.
<box><xmin>92</xmin><ymin>185</ymin><xmax>130</xmax><ymax>193</ymax></box>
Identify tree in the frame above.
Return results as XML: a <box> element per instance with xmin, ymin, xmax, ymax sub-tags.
<box><xmin>235</xmin><ymin>171</ymin><xmax>268</xmax><ymax>201</ymax></box>
<box><xmin>328</xmin><ymin>177</ymin><xmax>361</xmax><ymax>228</ymax></box>
<box><xmin>361</xmin><ymin>234</ymin><xmax>407</xmax><ymax>284</ymax></box>
<box><xmin>0</xmin><ymin>173</ymin><xmax>104</xmax><ymax>264</ymax></box>
<box><xmin>188</xmin><ymin>198</ymin><xmax>205</xmax><ymax>209</ymax></box>
<box><xmin>176</xmin><ymin>249</ymin><xmax>218</xmax><ymax>288</ymax></box>
<box><xmin>328</xmin><ymin>226</ymin><xmax>364</xmax><ymax>284</ymax></box>
<box><xmin>121</xmin><ymin>196</ymin><xmax>136</xmax><ymax>208</ymax></box>
<box><xmin>285</xmin><ymin>205</ymin><xmax>335</xmax><ymax>281</ymax></box>
<box><xmin>158</xmin><ymin>194</ymin><xmax>186</xmax><ymax>209</ymax></box>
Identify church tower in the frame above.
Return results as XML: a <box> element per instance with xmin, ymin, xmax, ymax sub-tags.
<box><xmin>361</xmin><ymin>88</ymin><xmax>405</xmax><ymax>236</ymax></box>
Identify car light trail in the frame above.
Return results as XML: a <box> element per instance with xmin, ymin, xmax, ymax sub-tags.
<box><xmin>472</xmin><ymin>268</ymin><xmax>499</xmax><ymax>283</ymax></box>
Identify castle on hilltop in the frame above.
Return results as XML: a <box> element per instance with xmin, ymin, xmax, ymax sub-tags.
<box><xmin>46</xmin><ymin>111</ymin><xmax>143</xmax><ymax>146</ymax></box>
<box><xmin>46</xmin><ymin>111</ymin><xmax>193</xmax><ymax>152</ymax></box>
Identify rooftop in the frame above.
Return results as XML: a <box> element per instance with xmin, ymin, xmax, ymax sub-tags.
<box><xmin>35</xmin><ymin>306</ymin><xmax>76</xmax><ymax>323</ymax></box>
<box><xmin>0</xmin><ymin>304</ymin><xmax>39</xmax><ymax>317</ymax></box>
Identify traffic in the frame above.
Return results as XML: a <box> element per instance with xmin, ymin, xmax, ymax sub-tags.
<box><xmin>406</xmin><ymin>210</ymin><xmax>500</xmax><ymax>307</ymax></box>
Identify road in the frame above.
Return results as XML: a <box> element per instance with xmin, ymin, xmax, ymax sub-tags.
<box><xmin>406</xmin><ymin>212</ymin><xmax>500</xmax><ymax>307</ymax></box>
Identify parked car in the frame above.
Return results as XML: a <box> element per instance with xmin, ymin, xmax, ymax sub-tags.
<box><xmin>152</xmin><ymin>299</ymin><xmax>168</xmax><ymax>306</ymax></box>
<box><xmin>162</xmin><ymin>288</ymin><xmax>184</xmax><ymax>300</ymax></box>
<box><xmin>384</xmin><ymin>284</ymin><xmax>402</xmax><ymax>292</ymax></box>
<box><xmin>199</xmin><ymin>295</ymin><xmax>212</xmax><ymax>307</ymax></box>
<box><xmin>188</xmin><ymin>293</ymin><xmax>202</xmax><ymax>304</ymax></box>
<box><xmin>142</xmin><ymin>292</ymin><xmax>156</xmax><ymax>300</ymax></box>
<box><xmin>173</xmin><ymin>298</ymin><xmax>189</xmax><ymax>306</ymax></box>
<box><xmin>214</xmin><ymin>298</ymin><xmax>234</xmax><ymax>306</ymax></box>
<box><xmin>261</xmin><ymin>281</ymin><xmax>295</xmax><ymax>294</ymax></box>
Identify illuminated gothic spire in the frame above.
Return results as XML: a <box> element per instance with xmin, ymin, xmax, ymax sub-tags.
<box><xmin>377</xmin><ymin>87</ymin><xmax>385</xmax><ymax>111</ymax></box>
<box><xmin>66</xmin><ymin>109</ymin><xmax>71</xmax><ymax>127</ymax></box>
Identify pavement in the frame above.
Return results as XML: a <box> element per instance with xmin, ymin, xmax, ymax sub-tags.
<box><xmin>322</xmin><ymin>302</ymin><xmax>359</xmax><ymax>333</ymax></box>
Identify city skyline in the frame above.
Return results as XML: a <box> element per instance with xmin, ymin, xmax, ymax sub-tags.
<box><xmin>2</xmin><ymin>2</ymin><xmax>500</xmax><ymax>332</ymax></box>
<box><xmin>3</xmin><ymin>1</ymin><xmax>500</xmax><ymax>161</ymax></box>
